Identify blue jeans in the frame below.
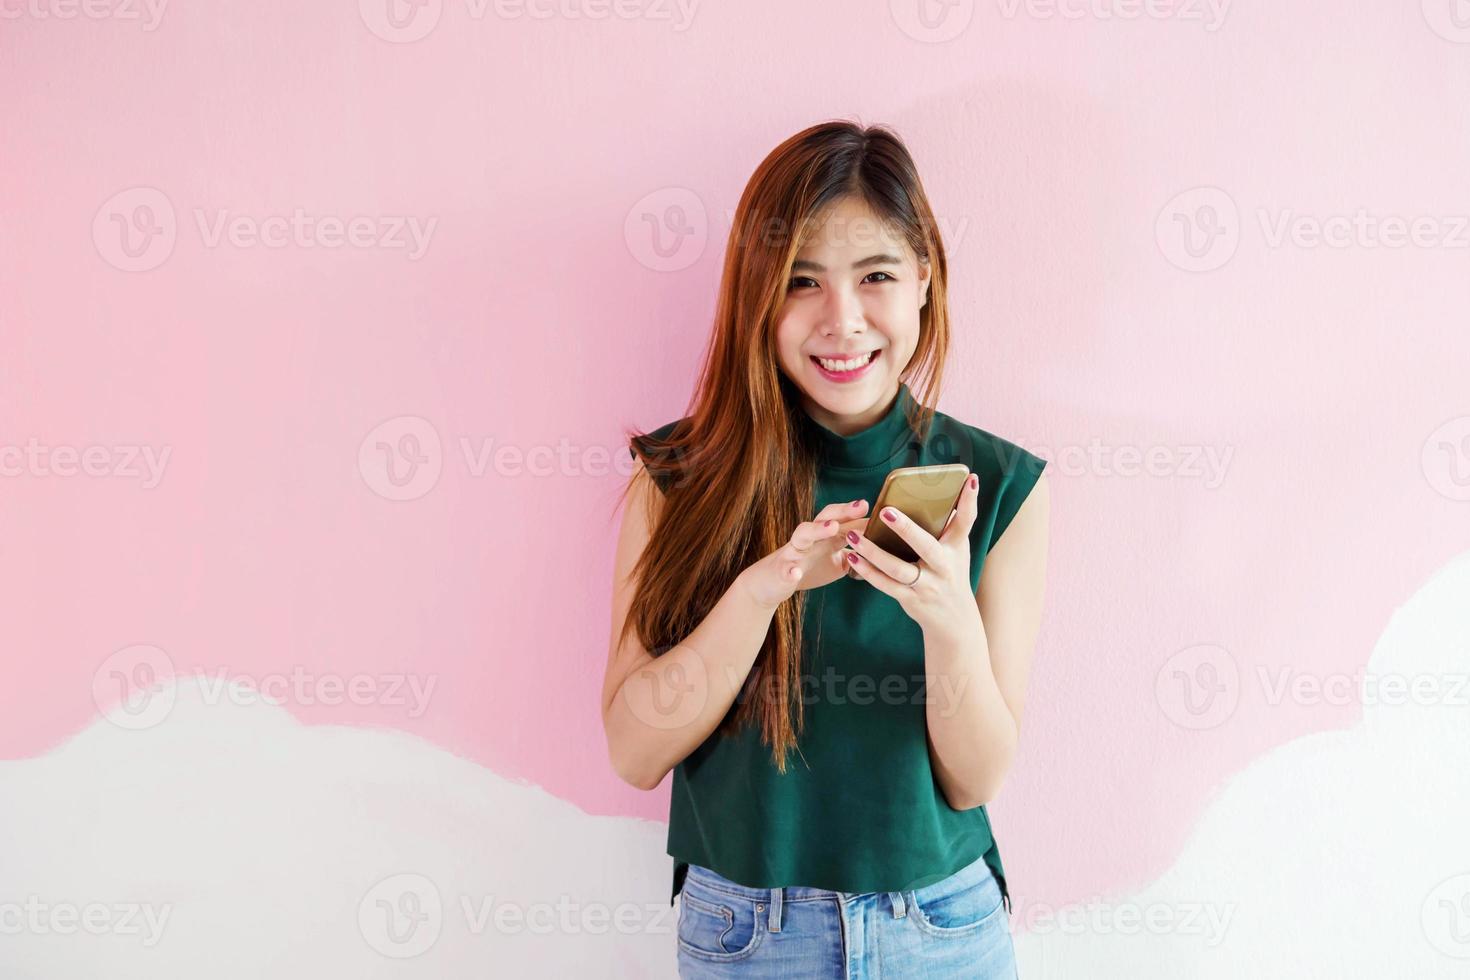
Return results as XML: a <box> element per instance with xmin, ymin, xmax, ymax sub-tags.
<box><xmin>674</xmin><ymin>854</ymin><xmax>1019</xmax><ymax>978</ymax></box>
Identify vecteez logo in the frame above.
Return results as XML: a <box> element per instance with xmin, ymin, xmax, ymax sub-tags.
<box><xmin>1156</xmin><ymin>643</ymin><xmax>1240</xmax><ymax>730</ymax></box>
<box><xmin>1423</xmin><ymin>417</ymin><xmax>1470</xmax><ymax>502</ymax></box>
<box><xmin>359</xmin><ymin>0</ymin><xmax>443</xmax><ymax>43</ymax></box>
<box><xmin>358</xmin><ymin>0</ymin><xmax>699</xmax><ymax>43</ymax></box>
<box><xmin>93</xmin><ymin>187</ymin><xmax>439</xmax><ymax>272</ymax></box>
<box><xmin>623</xmin><ymin>187</ymin><xmax>708</xmax><ymax>273</ymax></box>
<box><xmin>1422</xmin><ymin>0</ymin><xmax>1470</xmax><ymax>43</ymax></box>
<box><xmin>0</xmin><ymin>0</ymin><xmax>169</xmax><ymax>30</ymax></box>
<box><xmin>92</xmin><ymin>187</ymin><xmax>177</xmax><ymax>272</ymax></box>
<box><xmin>358</xmin><ymin>873</ymin><xmax>444</xmax><ymax>958</ymax></box>
<box><xmin>358</xmin><ymin>416</ymin><xmax>444</xmax><ymax>502</ymax></box>
<box><xmin>1156</xmin><ymin>186</ymin><xmax>1240</xmax><ymax>273</ymax></box>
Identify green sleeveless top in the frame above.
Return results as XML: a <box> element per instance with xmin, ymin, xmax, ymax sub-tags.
<box><xmin>630</xmin><ymin>382</ymin><xmax>1047</xmax><ymax>911</ymax></box>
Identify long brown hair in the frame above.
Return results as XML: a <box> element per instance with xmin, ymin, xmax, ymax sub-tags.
<box><xmin>615</xmin><ymin>120</ymin><xmax>952</xmax><ymax>773</ymax></box>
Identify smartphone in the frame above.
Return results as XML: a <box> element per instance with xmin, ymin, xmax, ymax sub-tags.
<box><xmin>848</xmin><ymin>463</ymin><xmax>969</xmax><ymax>575</ymax></box>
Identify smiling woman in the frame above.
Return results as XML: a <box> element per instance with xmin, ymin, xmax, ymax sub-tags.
<box><xmin>603</xmin><ymin>120</ymin><xmax>1048</xmax><ymax>979</ymax></box>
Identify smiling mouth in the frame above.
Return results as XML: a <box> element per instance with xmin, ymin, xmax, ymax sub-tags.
<box><xmin>810</xmin><ymin>349</ymin><xmax>879</xmax><ymax>373</ymax></box>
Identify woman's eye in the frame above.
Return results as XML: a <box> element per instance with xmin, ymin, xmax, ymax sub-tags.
<box><xmin>787</xmin><ymin>272</ymin><xmax>894</xmax><ymax>290</ymax></box>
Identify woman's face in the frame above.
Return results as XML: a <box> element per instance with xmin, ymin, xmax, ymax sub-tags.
<box><xmin>774</xmin><ymin>195</ymin><xmax>930</xmax><ymax>436</ymax></box>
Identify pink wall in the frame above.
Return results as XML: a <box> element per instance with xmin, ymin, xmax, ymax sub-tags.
<box><xmin>4</xmin><ymin>0</ymin><xmax>1469</xmax><ymax>943</ymax></box>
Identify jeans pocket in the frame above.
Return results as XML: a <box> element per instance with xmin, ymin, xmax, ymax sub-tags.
<box><xmin>910</xmin><ymin>865</ymin><xmax>1006</xmax><ymax>938</ymax></box>
<box><xmin>676</xmin><ymin>883</ymin><xmax>763</xmax><ymax>961</ymax></box>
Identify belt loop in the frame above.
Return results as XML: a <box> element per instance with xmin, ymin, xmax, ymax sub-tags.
<box><xmin>887</xmin><ymin>891</ymin><xmax>907</xmax><ymax>918</ymax></box>
<box><xmin>768</xmin><ymin>887</ymin><xmax>784</xmax><ymax>932</ymax></box>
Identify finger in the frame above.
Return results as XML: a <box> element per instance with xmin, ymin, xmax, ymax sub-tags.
<box><xmin>839</xmin><ymin>519</ymin><xmax>869</xmax><ymax>578</ymax></box>
<box><xmin>844</xmin><ymin>550</ymin><xmax>904</xmax><ymax>598</ymax></box>
<box><xmin>814</xmin><ymin>498</ymin><xmax>869</xmax><ymax>524</ymax></box>
<box><xmin>875</xmin><ymin>504</ymin><xmax>944</xmax><ymax>566</ymax></box>
<box><xmin>939</xmin><ymin>470</ymin><xmax>980</xmax><ymax>547</ymax></box>
<box><xmin>789</xmin><ymin>518</ymin><xmax>842</xmax><ymax>554</ymax></box>
<box><xmin>798</xmin><ymin>501</ymin><xmax>868</xmax><ymax>556</ymax></box>
<box><xmin>844</xmin><ymin>528</ymin><xmax>917</xmax><ymax>584</ymax></box>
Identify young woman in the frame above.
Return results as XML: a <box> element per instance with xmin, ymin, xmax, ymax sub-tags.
<box><xmin>602</xmin><ymin>121</ymin><xmax>1050</xmax><ymax>978</ymax></box>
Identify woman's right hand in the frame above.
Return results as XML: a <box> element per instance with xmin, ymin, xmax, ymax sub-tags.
<box><xmin>738</xmin><ymin>500</ymin><xmax>870</xmax><ymax>610</ymax></box>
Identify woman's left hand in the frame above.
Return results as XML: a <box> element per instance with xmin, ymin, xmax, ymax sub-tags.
<box><xmin>843</xmin><ymin>470</ymin><xmax>983</xmax><ymax>639</ymax></box>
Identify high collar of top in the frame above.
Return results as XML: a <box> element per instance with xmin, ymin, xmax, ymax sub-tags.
<box><xmin>803</xmin><ymin>382</ymin><xmax>918</xmax><ymax>470</ymax></box>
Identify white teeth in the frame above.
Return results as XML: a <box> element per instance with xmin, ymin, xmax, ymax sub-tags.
<box><xmin>815</xmin><ymin>351</ymin><xmax>876</xmax><ymax>372</ymax></box>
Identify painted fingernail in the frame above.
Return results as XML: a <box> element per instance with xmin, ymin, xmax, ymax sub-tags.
<box><xmin>825</xmin><ymin>520</ymin><xmax>834</xmax><ymax>527</ymax></box>
<box><xmin>882</xmin><ymin>508</ymin><xmax>897</xmax><ymax>523</ymax></box>
<box><xmin>847</xmin><ymin>552</ymin><xmax>860</xmax><ymax>564</ymax></box>
<box><xmin>846</xmin><ymin>530</ymin><xmax>859</xmax><ymax>545</ymax></box>
<box><xmin>970</xmin><ymin>474</ymin><xmax>978</xmax><ymax>489</ymax></box>
<box><xmin>851</xmin><ymin>499</ymin><xmax>862</xmax><ymax>507</ymax></box>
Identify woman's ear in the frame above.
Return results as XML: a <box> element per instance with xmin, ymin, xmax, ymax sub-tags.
<box><xmin>918</xmin><ymin>259</ymin><xmax>932</xmax><ymax>310</ymax></box>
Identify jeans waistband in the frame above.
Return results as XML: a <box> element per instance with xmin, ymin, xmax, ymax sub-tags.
<box><xmin>683</xmin><ymin>853</ymin><xmax>992</xmax><ymax>904</ymax></box>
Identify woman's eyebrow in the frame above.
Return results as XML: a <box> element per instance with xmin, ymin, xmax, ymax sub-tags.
<box><xmin>790</xmin><ymin>253</ymin><xmax>903</xmax><ymax>273</ymax></box>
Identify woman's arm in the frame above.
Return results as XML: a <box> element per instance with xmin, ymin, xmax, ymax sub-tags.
<box><xmin>923</xmin><ymin>473</ymin><xmax>1050</xmax><ymax>809</ymax></box>
<box><xmin>600</xmin><ymin>461</ymin><xmax>778</xmax><ymax>791</ymax></box>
